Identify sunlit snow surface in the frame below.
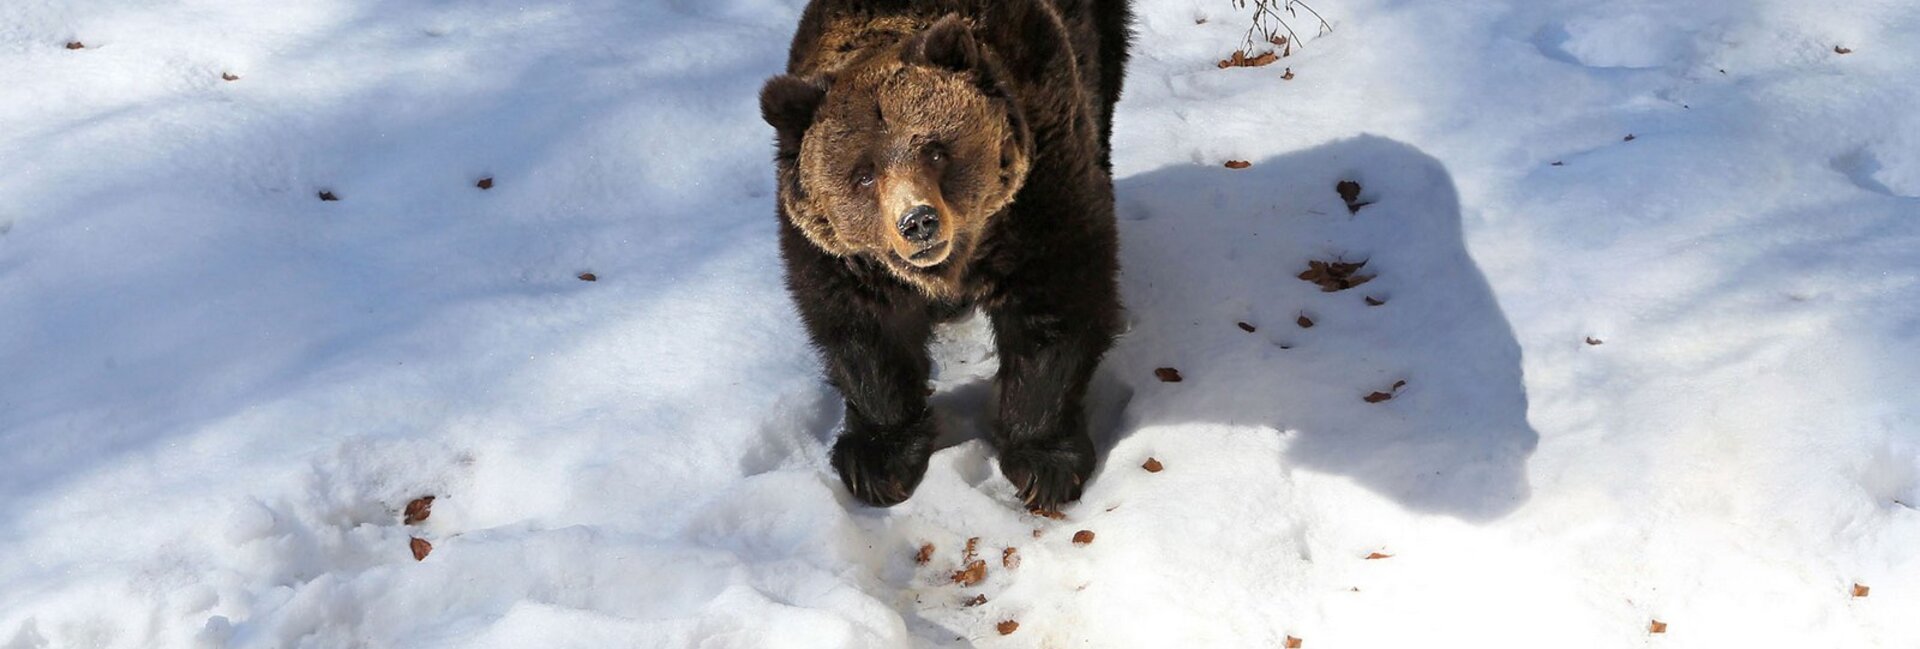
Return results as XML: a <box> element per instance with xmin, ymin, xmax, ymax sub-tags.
<box><xmin>2</xmin><ymin>0</ymin><xmax>1916</xmax><ymax>647</ymax></box>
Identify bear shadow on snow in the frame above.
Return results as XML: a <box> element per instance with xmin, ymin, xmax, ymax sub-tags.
<box><xmin>921</xmin><ymin>135</ymin><xmax>1538</xmax><ymax>522</ymax></box>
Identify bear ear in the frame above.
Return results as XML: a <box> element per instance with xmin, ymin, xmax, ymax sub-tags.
<box><xmin>760</xmin><ymin>74</ymin><xmax>829</xmax><ymax>139</ymax></box>
<box><xmin>907</xmin><ymin>14</ymin><xmax>977</xmax><ymax>73</ymax></box>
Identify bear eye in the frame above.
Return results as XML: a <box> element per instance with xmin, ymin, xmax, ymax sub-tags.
<box><xmin>925</xmin><ymin>143</ymin><xmax>948</xmax><ymax>163</ymax></box>
<box><xmin>851</xmin><ymin>167</ymin><xmax>875</xmax><ymax>189</ymax></box>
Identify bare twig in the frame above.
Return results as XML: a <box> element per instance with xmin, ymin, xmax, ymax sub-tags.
<box><xmin>1229</xmin><ymin>0</ymin><xmax>1333</xmax><ymax>56</ymax></box>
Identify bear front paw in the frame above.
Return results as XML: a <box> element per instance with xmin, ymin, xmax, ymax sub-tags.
<box><xmin>999</xmin><ymin>435</ymin><xmax>1096</xmax><ymax>510</ymax></box>
<box><xmin>831</xmin><ymin>427</ymin><xmax>936</xmax><ymax>507</ymax></box>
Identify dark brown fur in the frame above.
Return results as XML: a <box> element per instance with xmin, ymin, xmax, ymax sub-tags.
<box><xmin>762</xmin><ymin>0</ymin><xmax>1132</xmax><ymax>508</ymax></box>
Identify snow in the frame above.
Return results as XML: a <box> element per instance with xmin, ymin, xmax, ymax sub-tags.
<box><xmin>2</xmin><ymin>0</ymin><xmax>1916</xmax><ymax>646</ymax></box>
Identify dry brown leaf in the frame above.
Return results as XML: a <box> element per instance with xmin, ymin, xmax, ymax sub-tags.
<box><xmin>1217</xmin><ymin>50</ymin><xmax>1280</xmax><ymax>69</ymax></box>
<box><xmin>410</xmin><ymin>537</ymin><xmax>433</xmax><ymax>561</ymax></box>
<box><xmin>1364</xmin><ymin>378</ymin><xmax>1408</xmax><ymax>403</ymax></box>
<box><xmin>964</xmin><ymin>537</ymin><xmax>980</xmax><ymax>563</ymax></box>
<box><xmin>1852</xmin><ymin>583</ymin><xmax>1870</xmax><ymax>598</ymax></box>
<box><xmin>1335</xmin><ymin>180</ymin><xmax>1372</xmax><ymax>213</ymax></box>
<box><xmin>1142</xmin><ymin>457</ymin><xmax>1164</xmax><ymax>473</ymax></box>
<box><xmin>1002</xmin><ymin>547</ymin><xmax>1020</xmax><ymax>569</ymax></box>
<box><xmin>1649</xmin><ymin>620</ymin><xmax>1667</xmax><ymax>634</ymax></box>
<box><xmin>1237</xmin><ymin>321</ymin><xmax>1257</xmax><ymax>332</ymax></box>
<box><xmin>66</xmin><ymin>41</ymin><xmax>85</xmax><ymax>50</ymax></box>
<box><xmin>221</xmin><ymin>72</ymin><xmax>240</xmax><ymax>81</ymax></box>
<box><xmin>476</xmin><ymin>177</ymin><xmax>494</xmax><ymax>190</ymax></box>
<box><xmin>1154</xmin><ymin>367</ymin><xmax>1183</xmax><ymax>383</ymax></box>
<box><xmin>1298</xmin><ymin>259</ymin><xmax>1374</xmax><ymax>292</ymax></box>
<box><xmin>403</xmin><ymin>495</ymin><xmax>435</xmax><ymax>525</ymax></box>
<box><xmin>1586</xmin><ymin>337</ymin><xmax>1604</xmax><ymax>346</ymax></box>
<box><xmin>1297</xmin><ymin>314</ymin><xmax>1315</xmax><ymax>328</ymax></box>
<box><xmin>1834</xmin><ymin>45</ymin><xmax>1853</xmax><ymax>54</ymax></box>
<box><xmin>1365</xmin><ymin>552</ymin><xmax>1392</xmax><ymax>560</ymax></box>
<box><xmin>577</xmin><ymin>272</ymin><xmax>597</xmax><ymax>282</ymax></box>
<box><xmin>915</xmin><ymin>543</ymin><xmax>934</xmax><ymax>565</ymax></box>
<box><xmin>1072</xmin><ymin>530</ymin><xmax>1095</xmax><ymax>546</ymax></box>
<box><xmin>965</xmin><ymin>593</ymin><xmax>988</xmax><ymax>607</ymax></box>
<box><xmin>997</xmin><ymin>620</ymin><xmax>1020</xmax><ymax>635</ymax></box>
<box><xmin>1286</xmin><ymin>636</ymin><xmax>1303</xmax><ymax>648</ymax></box>
<box><xmin>952</xmin><ymin>559</ymin><xmax>987</xmax><ymax>586</ymax></box>
<box><xmin>1281</xmin><ymin>67</ymin><xmax>1295</xmax><ymax>81</ymax></box>
<box><xmin>1624</xmin><ymin>134</ymin><xmax>1637</xmax><ymax>142</ymax></box>
<box><xmin>318</xmin><ymin>190</ymin><xmax>339</xmax><ymax>201</ymax></box>
<box><xmin>1224</xmin><ymin>160</ymin><xmax>1252</xmax><ymax>169</ymax></box>
<box><xmin>1029</xmin><ymin>507</ymin><xmax>1066</xmax><ymax>520</ymax></box>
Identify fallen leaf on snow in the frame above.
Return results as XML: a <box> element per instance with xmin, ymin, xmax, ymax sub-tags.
<box><xmin>1297</xmin><ymin>314</ymin><xmax>1315</xmax><ymax>328</ymax></box>
<box><xmin>1365</xmin><ymin>552</ymin><xmax>1392</xmax><ymax>560</ymax></box>
<box><xmin>1154</xmin><ymin>367</ymin><xmax>1183</xmax><ymax>382</ymax></box>
<box><xmin>1834</xmin><ymin>45</ymin><xmax>1853</xmax><ymax>54</ymax></box>
<box><xmin>1002</xmin><ymin>547</ymin><xmax>1020</xmax><ymax>569</ymax></box>
<box><xmin>577</xmin><ymin>272</ymin><xmax>597</xmax><ymax>282</ymax></box>
<box><xmin>1281</xmin><ymin>67</ymin><xmax>1295</xmax><ymax>80</ymax></box>
<box><xmin>952</xmin><ymin>560</ymin><xmax>987</xmax><ymax>586</ymax></box>
<box><xmin>1365</xmin><ymin>296</ymin><xmax>1385</xmax><ymax>306</ymax></box>
<box><xmin>1297</xmin><ymin>259</ymin><xmax>1373</xmax><ymax>292</ymax></box>
<box><xmin>1237</xmin><ymin>321</ymin><xmax>1257</xmax><ymax>332</ymax></box>
<box><xmin>915</xmin><ymin>543</ymin><xmax>934</xmax><ymax>565</ymax></box>
<box><xmin>1217</xmin><ymin>50</ymin><xmax>1279</xmax><ymax>68</ymax></box>
<box><xmin>1364</xmin><ymin>380</ymin><xmax>1409</xmax><ymax>403</ymax></box>
<box><xmin>403</xmin><ymin>495</ymin><xmax>435</xmax><ymax>525</ymax></box>
<box><xmin>1286</xmin><ymin>636</ymin><xmax>1303</xmax><ymax>648</ymax></box>
<box><xmin>964</xmin><ymin>537</ymin><xmax>980</xmax><ymax>563</ymax></box>
<box><xmin>318</xmin><ymin>190</ymin><xmax>339</xmax><ymax>201</ymax></box>
<box><xmin>1586</xmin><ymin>337</ymin><xmax>1604</xmax><ymax>345</ymax></box>
<box><xmin>476</xmin><ymin>177</ymin><xmax>494</xmax><ymax>190</ymax></box>
<box><xmin>1335</xmin><ymin>180</ymin><xmax>1372</xmax><ymax>213</ymax></box>
<box><xmin>221</xmin><ymin>72</ymin><xmax>240</xmax><ymax>81</ymax></box>
<box><xmin>410</xmin><ymin>537</ymin><xmax>433</xmax><ymax>561</ymax></box>
<box><xmin>1224</xmin><ymin>160</ymin><xmax>1252</xmax><ymax>169</ymax></box>
<box><xmin>1072</xmin><ymin>530</ymin><xmax>1095</xmax><ymax>546</ymax></box>
<box><xmin>1142</xmin><ymin>457</ymin><xmax>1164</xmax><ymax>473</ymax></box>
<box><xmin>965</xmin><ymin>594</ymin><xmax>988</xmax><ymax>607</ymax></box>
<box><xmin>1852</xmin><ymin>583</ymin><xmax>1870</xmax><ymax>597</ymax></box>
<box><xmin>66</xmin><ymin>41</ymin><xmax>85</xmax><ymax>50</ymax></box>
<box><xmin>997</xmin><ymin>620</ymin><xmax>1020</xmax><ymax>635</ymax></box>
<box><xmin>1649</xmin><ymin>620</ymin><xmax>1667</xmax><ymax>634</ymax></box>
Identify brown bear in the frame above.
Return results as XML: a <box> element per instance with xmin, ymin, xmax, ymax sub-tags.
<box><xmin>761</xmin><ymin>0</ymin><xmax>1132</xmax><ymax>508</ymax></box>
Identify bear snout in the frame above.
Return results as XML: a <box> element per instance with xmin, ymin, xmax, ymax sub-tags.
<box><xmin>879</xmin><ymin>179</ymin><xmax>954</xmax><ymax>266</ymax></box>
<box><xmin>898</xmin><ymin>205</ymin><xmax>942</xmax><ymax>244</ymax></box>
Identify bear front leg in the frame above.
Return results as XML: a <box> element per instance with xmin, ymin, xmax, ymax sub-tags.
<box><xmin>805</xmin><ymin>297</ymin><xmax>939</xmax><ymax>507</ymax></box>
<box><xmin>989</xmin><ymin>293</ymin><xmax>1118</xmax><ymax>510</ymax></box>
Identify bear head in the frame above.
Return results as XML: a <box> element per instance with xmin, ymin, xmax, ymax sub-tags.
<box><xmin>761</xmin><ymin>14</ymin><xmax>1033</xmax><ymax>298</ymax></box>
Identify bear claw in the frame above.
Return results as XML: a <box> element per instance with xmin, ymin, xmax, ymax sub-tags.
<box><xmin>1000</xmin><ymin>438</ymin><xmax>1095</xmax><ymax>510</ymax></box>
<box><xmin>831</xmin><ymin>427</ymin><xmax>935</xmax><ymax>507</ymax></box>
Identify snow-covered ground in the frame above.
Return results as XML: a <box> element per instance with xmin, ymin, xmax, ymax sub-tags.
<box><xmin>3</xmin><ymin>0</ymin><xmax>1916</xmax><ymax>646</ymax></box>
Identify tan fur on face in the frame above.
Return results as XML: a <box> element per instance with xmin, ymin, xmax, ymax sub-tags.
<box><xmin>876</xmin><ymin>168</ymin><xmax>953</xmax><ymax>265</ymax></box>
<box><xmin>786</xmin><ymin>44</ymin><xmax>1032</xmax><ymax>299</ymax></box>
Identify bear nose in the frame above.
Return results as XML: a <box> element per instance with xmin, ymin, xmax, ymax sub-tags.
<box><xmin>898</xmin><ymin>205</ymin><xmax>941</xmax><ymax>244</ymax></box>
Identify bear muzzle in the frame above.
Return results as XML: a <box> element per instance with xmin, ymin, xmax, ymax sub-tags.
<box><xmin>880</xmin><ymin>182</ymin><xmax>954</xmax><ymax>267</ymax></box>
